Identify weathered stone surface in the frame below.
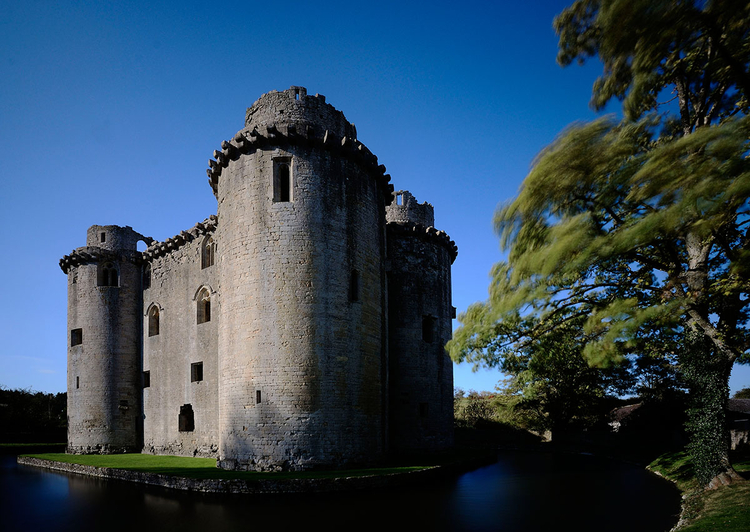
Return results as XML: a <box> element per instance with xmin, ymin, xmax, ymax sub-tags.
<box><xmin>60</xmin><ymin>86</ymin><xmax>457</xmax><ymax>470</ymax></box>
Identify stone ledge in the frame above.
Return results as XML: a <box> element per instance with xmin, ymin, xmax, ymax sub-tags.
<box><xmin>16</xmin><ymin>456</ymin><xmax>446</xmax><ymax>494</ymax></box>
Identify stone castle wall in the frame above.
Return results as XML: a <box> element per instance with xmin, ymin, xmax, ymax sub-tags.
<box><xmin>61</xmin><ymin>87</ymin><xmax>457</xmax><ymax>470</ymax></box>
<box><xmin>141</xmin><ymin>219</ymin><xmax>219</xmax><ymax>458</ymax></box>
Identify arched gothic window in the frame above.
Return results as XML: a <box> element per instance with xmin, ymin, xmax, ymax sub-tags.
<box><xmin>201</xmin><ymin>236</ymin><xmax>215</xmax><ymax>269</ymax></box>
<box><xmin>148</xmin><ymin>306</ymin><xmax>160</xmax><ymax>337</ymax></box>
<box><xmin>197</xmin><ymin>289</ymin><xmax>211</xmax><ymax>324</ymax></box>
<box><xmin>98</xmin><ymin>262</ymin><xmax>119</xmax><ymax>287</ymax></box>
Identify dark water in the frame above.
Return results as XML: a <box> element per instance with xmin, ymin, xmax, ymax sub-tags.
<box><xmin>1</xmin><ymin>452</ymin><xmax>680</xmax><ymax>532</ymax></box>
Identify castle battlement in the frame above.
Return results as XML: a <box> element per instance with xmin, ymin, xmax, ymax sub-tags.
<box><xmin>60</xmin><ymin>247</ymin><xmax>143</xmax><ymax>274</ymax></box>
<box><xmin>142</xmin><ymin>215</ymin><xmax>218</xmax><ymax>261</ymax></box>
<box><xmin>62</xmin><ymin>87</ymin><xmax>456</xmax><ymax>470</ymax></box>
<box><xmin>245</xmin><ymin>86</ymin><xmax>355</xmax><ymax>139</ymax></box>
<box><xmin>386</xmin><ymin>221</ymin><xmax>458</xmax><ymax>263</ymax></box>
<box><xmin>207</xmin><ymin>87</ymin><xmax>391</xmax><ymax>202</ymax></box>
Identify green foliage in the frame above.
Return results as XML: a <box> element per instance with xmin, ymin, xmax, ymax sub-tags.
<box><xmin>455</xmin><ymin>396</ymin><xmax>496</xmax><ymax>428</ymax></box>
<box><xmin>734</xmin><ymin>387</ymin><xmax>750</xmax><ymax>399</ymax></box>
<box><xmin>453</xmin><ymin>390</ymin><xmax>524</xmax><ymax>429</ymax></box>
<box><xmin>555</xmin><ymin>0</ymin><xmax>750</xmax><ymax>125</ymax></box>
<box><xmin>682</xmin><ymin>330</ymin><xmax>733</xmax><ymax>486</ymax></box>
<box><xmin>0</xmin><ymin>386</ymin><xmax>67</xmax><ymax>443</ymax></box>
<box><xmin>495</xmin><ymin>315</ymin><xmax>634</xmax><ymax>431</ymax></box>
<box><xmin>449</xmin><ymin>0</ymin><xmax>750</xmax><ymax>486</ymax></box>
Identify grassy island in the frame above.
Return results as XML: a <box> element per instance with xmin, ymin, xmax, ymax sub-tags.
<box><xmin>20</xmin><ymin>452</ymin><xmax>435</xmax><ymax>480</ymax></box>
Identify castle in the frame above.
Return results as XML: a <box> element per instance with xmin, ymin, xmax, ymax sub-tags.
<box><xmin>60</xmin><ymin>87</ymin><xmax>457</xmax><ymax>471</ymax></box>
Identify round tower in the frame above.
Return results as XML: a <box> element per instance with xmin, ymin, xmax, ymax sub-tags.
<box><xmin>209</xmin><ymin>87</ymin><xmax>393</xmax><ymax>470</ymax></box>
<box><xmin>60</xmin><ymin>225</ymin><xmax>146</xmax><ymax>453</ymax></box>
<box><xmin>386</xmin><ymin>191</ymin><xmax>457</xmax><ymax>452</ymax></box>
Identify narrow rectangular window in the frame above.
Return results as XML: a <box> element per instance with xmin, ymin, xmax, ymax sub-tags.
<box><xmin>349</xmin><ymin>270</ymin><xmax>360</xmax><ymax>302</ymax></box>
<box><xmin>256</xmin><ymin>390</ymin><xmax>262</xmax><ymax>404</ymax></box>
<box><xmin>422</xmin><ymin>316</ymin><xmax>435</xmax><ymax>344</ymax></box>
<box><xmin>179</xmin><ymin>404</ymin><xmax>195</xmax><ymax>432</ymax></box>
<box><xmin>71</xmin><ymin>328</ymin><xmax>83</xmax><ymax>346</ymax></box>
<box><xmin>100</xmin><ymin>232</ymin><xmax>106</xmax><ymax>243</ymax></box>
<box><xmin>273</xmin><ymin>157</ymin><xmax>292</xmax><ymax>202</ymax></box>
<box><xmin>143</xmin><ymin>371</ymin><xmax>150</xmax><ymax>388</ymax></box>
<box><xmin>76</xmin><ymin>376</ymin><xmax>80</xmax><ymax>389</ymax></box>
<box><xmin>191</xmin><ymin>362</ymin><xmax>203</xmax><ymax>382</ymax></box>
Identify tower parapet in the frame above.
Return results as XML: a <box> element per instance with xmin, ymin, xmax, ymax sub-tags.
<box><xmin>205</xmin><ymin>86</ymin><xmax>392</xmax><ymax>203</ymax></box>
<box><xmin>85</xmin><ymin>225</ymin><xmax>150</xmax><ymax>251</ymax></box>
<box><xmin>244</xmin><ymin>86</ymin><xmax>356</xmax><ymax>140</ymax></box>
<box><xmin>386</xmin><ymin>190</ymin><xmax>434</xmax><ymax>227</ymax></box>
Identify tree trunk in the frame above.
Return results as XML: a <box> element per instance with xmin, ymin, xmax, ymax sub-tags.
<box><xmin>681</xmin><ymin>328</ymin><xmax>744</xmax><ymax>488</ymax></box>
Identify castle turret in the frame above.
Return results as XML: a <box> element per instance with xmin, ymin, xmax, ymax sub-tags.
<box><xmin>209</xmin><ymin>86</ymin><xmax>393</xmax><ymax>470</ymax></box>
<box><xmin>60</xmin><ymin>225</ymin><xmax>146</xmax><ymax>453</ymax></box>
<box><xmin>386</xmin><ymin>191</ymin><xmax>457</xmax><ymax>451</ymax></box>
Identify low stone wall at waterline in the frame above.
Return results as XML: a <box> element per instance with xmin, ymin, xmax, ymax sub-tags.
<box><xmin>16</xmin><ymin>456</ymin><xmax>467</xmax><ymax>494</ymax></box>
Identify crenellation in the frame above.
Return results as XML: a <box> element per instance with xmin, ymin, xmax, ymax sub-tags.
<box><xmin>62</xmin><ymin>86</ymin><xmax>456</xmax><ymax>470</ymax></box>
<box><xmin>207</xmin><ymin>105</ymin><xmax>392</xmax><ymax>203</ymax></box>
<box><xmin>386</xmin><ymin>221</ymin><xmax>458</xmax><ymax>262</ymax></box>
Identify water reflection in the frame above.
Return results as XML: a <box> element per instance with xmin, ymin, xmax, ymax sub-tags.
<box><xmin>1</xmin><ymin>452</ymin><xmax>679</xmax><ymax>532</ymax></box>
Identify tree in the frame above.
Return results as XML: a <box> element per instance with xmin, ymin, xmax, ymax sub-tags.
<box><xmin>0</xmin><ymin>386</ymin><xmax>67</xmax><ymax>443</ymax></box>
<box><xmin>449</xmin><ymin>0</ymin><xmax>750</xmax><ymax>488</ymax></box>
<box><xmin>495</xmin><ymin>314</ymin><xmax>634</xmax><ymax>433</ymax></box>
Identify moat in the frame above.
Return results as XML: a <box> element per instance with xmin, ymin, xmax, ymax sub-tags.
<box><xmin>2</xmin><ymin>451</ymin><xmax>680</xmax><ymax>532</ymax></box>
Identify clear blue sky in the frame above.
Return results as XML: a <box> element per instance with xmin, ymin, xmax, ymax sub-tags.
<box><xmin>1</xmin><ymin>0</ymin><xmax>748</xmax><ymax>395</ymax></box>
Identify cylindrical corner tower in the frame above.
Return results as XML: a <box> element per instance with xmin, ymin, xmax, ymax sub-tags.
<box><xmin>386</xmin><ymin>191</ymin><xmax>457</xmax><ymax>451</ymax></box>
<box><xmin>60</xmin><ymin>225</ymin><xmax>145</xmax><ymax>453</ymax></box>
<box><xmin>210</xmin><ymin>87</ymin><xmax>393</xmax><ymax>470</ymax></box>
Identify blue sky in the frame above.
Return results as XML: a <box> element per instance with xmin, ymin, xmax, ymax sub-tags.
<box><xmin>2</xmin><ymin>0</ymin><xmax>748</xmax><ymax>395</ymax></box>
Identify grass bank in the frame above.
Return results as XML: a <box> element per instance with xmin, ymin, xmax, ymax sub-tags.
<box><xmin>20</xmin><ymin>452</ymin><xmax>441</xmax><ymax>481</ymax></box>
<box><xmin>648</xmin><ymin>451</ymin><xmax>750</xmax><ymax>531</ymax></box>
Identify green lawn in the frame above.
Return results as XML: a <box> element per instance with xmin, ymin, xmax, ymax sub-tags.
<box><xmin>21</xmin><ymin>452</ymin><xmax>432</xmax><ymax>480</ymax></box>
<box><xmin>648</xmin><ymin>451</ymin><xmax>750</xmax><ymax>531</ymax></box>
